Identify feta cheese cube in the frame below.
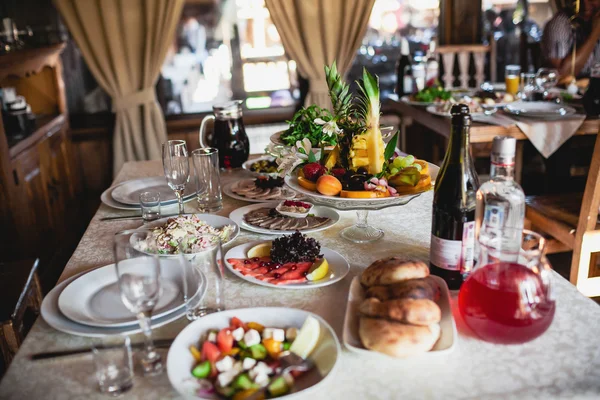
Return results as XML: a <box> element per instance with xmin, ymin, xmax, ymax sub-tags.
<box><xmin>242</xmin><ymin>358</ymin><xmax>257</xmax><ymax>370</ymax></box>
<box><xmin>231</xmin><ymin>327</ymin><xmax>245</xmax><ymax>341</ymax></box>
<box><xmin>254</xmin><ymin>372</ymin><xmax>270</xmax><ymax>387</ymax></box>
<box><xmin>215</xmin><ymin>356</ymin><xmax>234</xmax><ymax>372</ymax></box>
<box><xmin>283</xmin><ymin>371</ymin><xmax>295</xmax><ymax>386</ymax></box>
<box><xmin>207</xmin><ymin>331</ymin><xmax>217</xmax><ymax>343</ymax></box>
<box><xmin>285</xmin><ymin>327</ymin><xmax>298</xmax><ymax>341</ymax></box>
<box><xmin>254</xmin><ymin>361</ymin><xmax>273</xmax><ymax>375</ymax></box>
<box><xmin>248</xmin><ymin>367</ymin><xmax>259</xmax><ymax>380</ymax></box>
<box><xmin>244</xmin><ymin>329</ymin><xmax>261</xmax><ymax>347</ymax></box>
<box><xmin>262</xmin><ymin>328</ymin><xmax>274</xmax><ymax>340</ymax></box>
<box><xmin>272</xmin><ymin>328</ymin><xmax>285</xmax><ymax>342</ymax></box>
<box><xmin>232</xmin><ymin>361</ymin><xmax>243</xmax><ymax>374</ymax></box>
<box><xmin>217</xmin><ymin>371</ymin><xmax>235</xmax><ymax>387</ymax></box>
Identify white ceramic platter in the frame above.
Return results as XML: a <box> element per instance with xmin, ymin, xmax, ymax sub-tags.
<box><xmin>224</xmin><ymin>240</ymin><xmax>350</xmax><ymax>289</ymax></box>
<box><xmin>111</xmin><ymin>176</ymin><xmax>196</xmax><ymax>206</ymax></box>
<box><xmin>58</xmin><ymin>259</ymin><xmax>198</xmax><ymax>328</ymax></box>
<box><xmin>222</xmin><ymin>179</ymin><xmax>303</xmax><ymax>203</ymax></box>
<box><xmin>167</xmin><ymin>307</ymin><xmax>340</xmax><ymax>399</ymax></box>
<box><xmin>241</xmin><ymin>155</ymin><xmax>280</xmax><ymax>177</ymax></box>
<box><xmin>426</xmin><ymin>105</ymin><xmax>485</xmax><ymax>118</ymax></box>
<box><xmin>342</xmin><ymin>275</ymin><xmax>457</xmax><ymax>358</ymax></box>
<box><xmin>101</xmin><ymin>181</ymin><xmax>195</xmax><ymax>211</ymax></box>
<box><xmin>400</xmin><ymin>95</ymin><xmax>435</xmax><ymax>106</ymax></box>
<box><xmin>504</xmin><ymin>101</ymin><xmax>577</xmax><ymax>119</ymax></box>
<box><xmin>136</xmin><ymin>214</ymin><xmax>240</xmax><ymax>259</ymax></box>
<box><xmin>41</xmin><ymin>270</ymin><xmax>188</xmax><ymax>337</ymax></box>
<box><xmin>229</xmin><ymin>201</ymin><xmax>339</xmax><ymax>235</ymax></box>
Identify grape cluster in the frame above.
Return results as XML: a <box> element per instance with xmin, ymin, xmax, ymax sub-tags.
<box><xmin>270</xmin><ymin>231</ymin><xmax>322</xmax><ymax>264</ymax></box>
<box><xmin>389</xmin><ymin>155</ymin><xmax>421</xmax><ymax>176</ymax></box>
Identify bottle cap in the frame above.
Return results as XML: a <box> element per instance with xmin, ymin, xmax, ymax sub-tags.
<box><xmin>450</xmin><ymin>104</ymin><xmax>471</xmax><ymax>126</ymax></box>
<box><xmin>491</xmin><ymin>136</ymin><xmax>516</xmax><ymax>157</ymax></box>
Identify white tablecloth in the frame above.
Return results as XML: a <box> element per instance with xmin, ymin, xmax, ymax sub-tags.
<box><xmin>1</xmin><ymin>160</ymin><xmax>599</xmax><ymax>400</ymax></box>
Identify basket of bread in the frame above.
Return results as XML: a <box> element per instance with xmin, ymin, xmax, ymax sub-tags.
<box><xmin>343</xmin><ymin>257</ymin><xmax>457</xmax><ymax>358</ymax></box>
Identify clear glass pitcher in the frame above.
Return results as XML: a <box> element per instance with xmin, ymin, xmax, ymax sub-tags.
<box><xmin>459</xmin><ymin>228</ymin><xmax>555</xmax><ymax>344</ymax></box>
<box><xmin>198</xmin><ymin>100</ymin><xmax>250</xmax><ymax>169</ymax></box>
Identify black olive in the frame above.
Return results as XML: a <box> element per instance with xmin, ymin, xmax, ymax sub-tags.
<box><xmin>357</xmin><ymin>167</ymin><xmax>369</xmax><ymax>175</ymax></box>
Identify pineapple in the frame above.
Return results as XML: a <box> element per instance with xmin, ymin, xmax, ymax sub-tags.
<box><xmin>351</xmin><ymin>68</ymin><xmax>385</xmax><ymax>174</ymax></box>
<box><xmin>325</xmin><ymin>61</ymin><xmax>352</xmax><ymax>121</ymax></box>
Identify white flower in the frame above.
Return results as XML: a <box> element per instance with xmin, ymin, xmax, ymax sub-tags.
<box><xmin>314</xmin><ymin>118</ymin><xmax>342</xmax><ymax>137</ymax></box>
<box><xmin>295</xmin><ymin>138</ymin><xmax>312</xmax><ymax>156</ymax></box>
<box><xmin>276</xmin><ymin>154</ymin><xmax>303</xmax><ymax>177</ymax></box>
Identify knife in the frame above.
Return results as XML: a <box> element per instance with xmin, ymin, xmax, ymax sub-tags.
<box><xmin>29</xmin><ymin>338</ymin><xmax>175</xmax><ymax>361</ymax></box>
<box><xmin>100</xmin><ymin>214</ymin><xmax>178</xmax><ymax>221</ymax></box>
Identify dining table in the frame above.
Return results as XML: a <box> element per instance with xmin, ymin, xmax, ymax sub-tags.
<box><xmin>1</xmin><ymin>159</ymin><xmax>600</xmax><ymax>400</ymax></box>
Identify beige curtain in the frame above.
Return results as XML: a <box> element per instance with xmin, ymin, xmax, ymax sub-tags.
<box><xmin>265</xmin><ymin>0</ymin><xmax>375</xmax><ymax>109</ymax></box>
<box><xmin>54</xmin><ymin>0</ymin><xmax>184</xmax><ymax>174</ymax></box>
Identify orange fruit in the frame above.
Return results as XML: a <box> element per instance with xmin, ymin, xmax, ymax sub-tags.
<box><xmin>414</xmin><ymin>160</ymin><xmax>429</xmax><ymax>176</ymax></box>
<box><xmin>298</xmin><ymin>176</ymin><xmax>317</xmax><ymax>192</ymax></box>
<box><xmin>340</xmin><ymin>190</ymin><xmax>390</xmax><ymax>198</ymax></box>
<box><xmin>316</xmin><ymin>175</ymin><xmax>342</xmax><ymax>196</ymax></box>
<box><xmin>394</xmin><ymin>174</ymin><xmax>432</xmax><ymax>195</ymax></box>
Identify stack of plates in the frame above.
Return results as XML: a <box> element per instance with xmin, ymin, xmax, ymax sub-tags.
<box><xmin>41</xmin><ymin>259</ymin><xmax>204</xmax><ymax>337</ymax></box>
<box><xmin>504</xmin><ymin>102</ymin><xmax>577</xmax><ymax>120</ymax></box>
<box><xmin>101</xmin><ymin>177</ymin><xmax>196</xmax><ymax>210</ymax></box>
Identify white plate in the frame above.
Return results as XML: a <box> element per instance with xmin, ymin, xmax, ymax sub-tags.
<box><xmin>167</xmin><ymin>307</ymin><xmax>340</xmax><ymax>399</ymax></box>
<box><xmin>224</xmin><ymin>241</ymin><xmax>350</xmax><ymax>289</ymax></box>
<box><xmin>342</xmin><ymin>276</ymin><xmax>457</xmax><ymax>358</ymax></box>
<box><xmin>58</xmin><ymin>259</ymin><xmax>198</xmax><ymax>328</ymax></box>
<box><xmin>223</xmin><ymin>179</ymin><xmax>303</xmax><ymax>203</ymax></box>
<box><xmin>137</xmin><ymin>214</ymin><xmax>240</xmax><ymax>259</ymax></box>
<box><xmin>101</xmin><ymin>182</ymin><xmax>196</xmax><ymax>211</ymax></box>
<box><xmin>504</xmin><ymin>101</ymin><xmax>577</xmax><ymax>119</ymax></box>
<box><xmin>111</xmin><ymin>176</ymin><xmax>196</xmax><ymax>206</ymax></box>
<box><xmin>41</xmin><ymin>270</ymin><xmax>189</xmax><ymax>337</ymax></box>
<box><xmin>270</xmin><ymin>130</ymin><xmax>336</xmax><ymax>151</ymax></box>
<box><xmin>400</xmin><ymin>95</ymin><xmax>435</xmax><ymax>106</ymax></box>
<box><xmin>426</xmin><ymin>105</ymin><xmax>485</xmax><ymax>118</ymax></box>
<box><xmin>242</xmin><ymin>156</ymin><xmax>279</xmax><ymax>177</ymax></box>
<box><xmin>229</xmin><ymin>202</ymin><xmax>339</xmax><ymax>235</ymax></box>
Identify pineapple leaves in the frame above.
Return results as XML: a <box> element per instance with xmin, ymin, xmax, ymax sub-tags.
<box><xmin>356</xmin><ymin>68</ymin><xmax>381</xmax><ymax>128</ymax></box>
<box><xmin>325</xmin><ymin>61</ymin><xmax>352</xmax><ymax>120</ymax></box>
<box><xmin>384</xmin><ymin>132</ymin><xmax>399</xmax><ymax>161</ymax></box>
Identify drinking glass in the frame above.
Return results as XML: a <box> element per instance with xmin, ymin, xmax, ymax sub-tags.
<box><xmin>505</xmin><ymin>65</ymin><xmax>521</xmax><ymax>95</ymax></box>
<box><xmin>114</xmin><ymin>229</ymin><xmax>163</xmax><ymax>375</ymax></box>
<box><xmin>536</xmin><ymin>68</ymin><xmax>559</xmax><ymax>98</ymax></box>
<box><xmin>192</xmin><ymin>148</ymin><xmax>223</xmax><ymax>213</ymax></box>
<box><xmin>139</xmin><ymin>191</ymin><xmax>160</xmax><ymax>223</ymax></box>
<box><xmin>519</xmin><ymin>72</ymin><xmax>537</xmax><ymax>101</ymax></box>
<box><xmin>92</xmin><ymin>336</ymin><xmax>133</xmax><ymax>396</ymax></box>
<box><xmin>162</xmin><ymin>140</ymin><xmax>189</xmax><ymax>216</ymax></box>
<box><xmin>459</xmin><ymin>228</ymin><xmax>555</xmax><ymax>344</ymax></box>
<box><xmin>185</xmin><ymin>235</ymin><xmax>226</xmax><ymax>319</ymax></box>
<box><xmin>177</xmin><ymin>254</ymin><xmax>207</xmax><ymax>321</ymax></box>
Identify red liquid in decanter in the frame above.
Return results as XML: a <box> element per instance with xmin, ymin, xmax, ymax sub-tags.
<box><xmin>458</xmin><ymin>262</ymin><xmax>555</xmax><ymax>344</ymax></box>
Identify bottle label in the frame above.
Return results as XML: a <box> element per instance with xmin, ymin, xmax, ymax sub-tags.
<box><xmin>484</xmin><ymin>205</ymin><xmax>505</xmax><ymax>229</ymax></box>
<box><xmin>430</xmin><ymin>221</ymin><xmax>476</xmax><ymax>272</ymax></box>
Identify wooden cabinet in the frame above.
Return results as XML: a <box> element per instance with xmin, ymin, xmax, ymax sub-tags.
<box><xmin>0</xmin><ymin>45</ymin><xmax>84</xmax><ymax>292</ymax></box>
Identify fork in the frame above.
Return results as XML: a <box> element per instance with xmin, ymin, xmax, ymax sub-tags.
<box><xmin>246</xmin><ymin>351</ymin><xmax>313</xmax><ymax>400</ymax></box>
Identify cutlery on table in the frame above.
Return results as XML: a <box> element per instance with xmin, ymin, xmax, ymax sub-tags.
<box><xmin>246</xmin><ymin>351</ymin><xmax>313</xmax><ymax>400</ymax></box>
<box><xmin>29</xmin><ymin>338</ymin><xmax>175</xmax><ymax>361</ymax></box>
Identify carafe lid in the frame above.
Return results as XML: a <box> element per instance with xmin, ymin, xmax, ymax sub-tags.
<box><xmin>491</xmin><ymin>136</ymin><xmax>516</xmax><ymax>157</ymax></box>
<box><xmin>213</xmin><ymin>100</ymin><xmax>243</xmax><ymax>119</ymax></box>
<box><xmin>450</xmin><ymin>104</ymin><xmax>471</xmax><ymax>126</ymax></box>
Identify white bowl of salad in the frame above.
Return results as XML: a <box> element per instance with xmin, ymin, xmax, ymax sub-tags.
<box><xmin>135</xmin><ymin>214</ymin><xmax>239</xmax><ymax>259</ymax></box>
<box><xmin>167</xmin><ymin>307</ymin><xmax>340</xmax><ymax>399</ymax></box>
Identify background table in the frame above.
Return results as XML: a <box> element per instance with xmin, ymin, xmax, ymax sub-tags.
<box><xmin>1</xmin><ymin>160</ymin><xmax>599</xmax><ymax>400</ymax></box>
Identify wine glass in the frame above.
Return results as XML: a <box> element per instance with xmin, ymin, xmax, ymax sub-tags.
<box><xmin>536</xmin><ymin>68</ymin><xmax>559</xmax><ymax>98</ymax></box>
<box><xmin>162</xmin><ymin>140</ymin><xmax>189</xmax><ymax>215</ymax></box>
<box><xmin>114</xmin><ymin>229</ymin><xmax>163</xmax><ymax>376</ymax></box>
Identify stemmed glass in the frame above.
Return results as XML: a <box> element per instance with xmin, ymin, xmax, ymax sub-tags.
<box><xmin>162</xmin><ymin>140</ymin><xmax>189</xmax><ymax>216</ymax></box>
<box><xmin>535</xmin><ymin>68</ymin><xmax>559</xmax><ymax>99</ymax></box>
<box><xmin>114</xmin><ymin>229</ymin><xmax>163</xmax><ymax>376</ymax></box>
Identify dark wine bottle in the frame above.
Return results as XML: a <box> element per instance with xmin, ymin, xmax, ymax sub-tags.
<box><xmin>583</xmin><ymin>63</ymin><xmax>600</xmax><ymax>116</ymax></box>
<box><xmin>430</xmin><ymin>104</ymin><xmax>480</xmax><ymax>290</ymax></box>
<box><xmin>395</xmin><ymin>38</ymin><xmax>413</xmax><ymax>97</ymax></box>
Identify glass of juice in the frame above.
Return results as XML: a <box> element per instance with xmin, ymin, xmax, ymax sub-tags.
<box><xmin>459</xmin><ymin>228</ymin><xmax>555</xmax><ymax>344</ymax></box>
<box><xmin>505</xmin><ymin>65</ymin><xmax>521</xmax><ymax>95</ymax></box>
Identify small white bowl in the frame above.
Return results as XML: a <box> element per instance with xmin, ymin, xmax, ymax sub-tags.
<box><xmin>276</xmin><ymin>200</ymin><xmax>314</xmax><ymax>218</ymax></box>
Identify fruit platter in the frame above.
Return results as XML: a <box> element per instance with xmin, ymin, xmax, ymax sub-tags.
<box><xmin>224</xmin><ymin>232</ymin><xmax>350</xmax><ymax>289</ymax></box>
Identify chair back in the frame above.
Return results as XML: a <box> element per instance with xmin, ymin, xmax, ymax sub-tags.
<box><xmin>437</xmin><ymin>43</ymin><xmax>497</xmax><ymax>89</ymax></box>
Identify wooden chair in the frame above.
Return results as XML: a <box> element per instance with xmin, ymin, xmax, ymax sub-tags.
<box><xmin>526</xmin><ymin>136</ymin><xmax>600</xmax><ymax>297</ymax></box>
<box><xmin>438</xmin><ymin>43</ymin><xmax>497</xmax><ymax>89</ymax></box>
<box><xmin>0</xmin><ymin>259</ymin><xmax>43</xmax><ymax>370</ymax></box>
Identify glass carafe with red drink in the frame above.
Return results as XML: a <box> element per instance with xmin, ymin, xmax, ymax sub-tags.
<box><xmin>459</xmin><ymin>228</ymin><xmax>555</xmax><ymax>344</ymax></box>
<box><xmin>199</xmin><ymin>100</ymin><xmax>250</xmax><ymax>169</ymax></box>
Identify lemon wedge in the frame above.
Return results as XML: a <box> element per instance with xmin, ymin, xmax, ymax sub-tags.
<box><xmin>247</xmin><ymin>243</ymin><xmax>272</xmax><ymax>258</ymax></box>
<box><xmin>289</xmin><ymin>316</ymin><xmax>320</xmax><ymax>359</ymax></box>
<box><xmin>306</xmin><ymin>258</ymin><xmax>329</xmax><ymax>281</ymax></box>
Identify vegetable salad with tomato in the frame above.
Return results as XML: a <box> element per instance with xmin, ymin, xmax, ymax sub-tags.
<box><xmin>189</xmin><ymin>317</ymin><xmax>303</xmax><ymax>399</ymax></box>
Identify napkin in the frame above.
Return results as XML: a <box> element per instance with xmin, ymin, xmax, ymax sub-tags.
<box><xmin>512</xmin><ymin>115</ymin><xmax>587</xmax><ymax>158</ymax></box>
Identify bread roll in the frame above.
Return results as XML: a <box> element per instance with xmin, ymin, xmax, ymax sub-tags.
<box><xmin>359</xmin><ymin>297</ymin><xmax>441</xmax><ymax>325</ymax></box>
<box><xmin>366</xmin><ymin>276</ymin><xmax>440</xmax><ymax>301</ymax></box>
<box><xmin>361</xmin><ymin>257</ymin><xmax>429</xmax><ymax>287</ymax></box>
<box><xmin>359</xmin><ymin>317</ymin><xmax>440</xmax><ymax>358</ymax></box>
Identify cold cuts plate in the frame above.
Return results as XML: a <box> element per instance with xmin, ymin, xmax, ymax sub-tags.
<box><xmin>224</xmin><ymin>241</ymin><xmax>350</xmax><ymax>289</ymax></box>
